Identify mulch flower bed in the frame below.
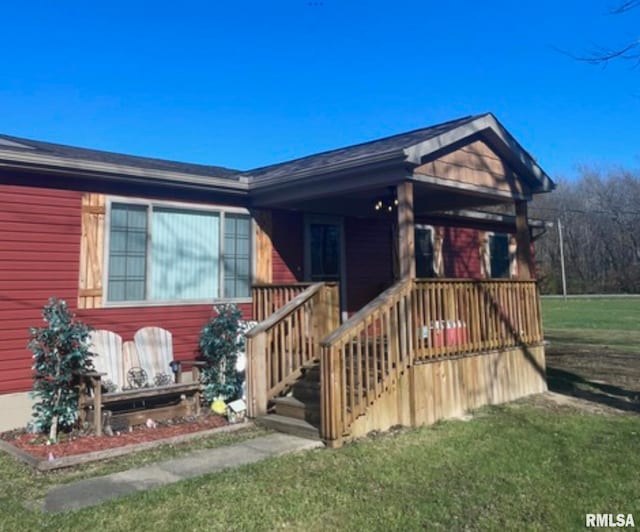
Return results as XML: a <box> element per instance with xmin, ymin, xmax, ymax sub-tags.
<box><xmin>1</xmin><ymin>413</ymin><xmax>228</xmax><ymax>461</ymax></box>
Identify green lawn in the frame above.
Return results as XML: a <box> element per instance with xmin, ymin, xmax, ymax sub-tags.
<box><xmin>1</xmin><ymin>402</ymin><xmax>640</xmax><ymax>531</ymax></box>
<box><xmin>541</xmin><ymin>297</ymin><xmax>640</xmax><ymax>351</ymax></box>
<box><xmin>1</xmin><ymin>297</ymin><xmax>637</xmax><ymax>530</ymax></box>
<box><xmin>542</xmin><ymin>296</ymin><xmax>640</xmax><ymax>413</ymax></box>
<box><xmin>541</xmin><ymin>296</ymin><xmax>640</xmax><ymax>332</ymax></box>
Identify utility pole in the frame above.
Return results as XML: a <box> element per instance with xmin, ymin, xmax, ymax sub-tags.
<box><xmin>558</xmin><ymin>219</ymin><xmax>567</xmax><ymax>300</ymax></box>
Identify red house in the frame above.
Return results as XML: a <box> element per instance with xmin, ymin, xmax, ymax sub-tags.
<box><xmin>0</xmin><ymin>113</ymin><xmax>554</xmax><ymax>442</ymax></box>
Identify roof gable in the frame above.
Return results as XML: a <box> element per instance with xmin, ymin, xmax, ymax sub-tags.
<box><xmin>403</xmin><ymin>114</ymin><xmax>554</xmax><ymax>193</ymax></box>
<box><xmin>415</xmin><ymin>137</ymin><xmax>528</xmax><ymax>196</ymax></box>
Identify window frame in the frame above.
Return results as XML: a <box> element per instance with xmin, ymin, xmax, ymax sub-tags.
<box><xmin>103</xmin><ymin>196</ymin><xmax>254</xmax><ymax>307</ymax></box>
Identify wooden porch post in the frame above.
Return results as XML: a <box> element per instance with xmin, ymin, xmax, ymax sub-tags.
<box><xmin>515</xmin><ymin>200</ymin><xmax>532</xmax><ymax>280</ymax></box>
<box><xmin>396</xmin><ymin>182</ymin><xmax>415</xmax><ymax>279</ymax></box>
<box><xmin>253</xmin><ymin>209</ymin><xmax>273</xmax><ymax>285</ymax></box>
<box><xmin>246</xmin><ymin>333</ymin><xmax>268</xmax><ymax>417</ymax></box>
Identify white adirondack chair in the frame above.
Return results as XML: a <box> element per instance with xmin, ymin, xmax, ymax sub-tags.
<box><xmin>89</xmin><ymin>330</ymin><xmax>125</xmax><ymax>390</ymax></box>
<box><xmin>81</xmin><ymin>327</ymin><xmax>202</xmax><ymax>436</ymax></box>
<box><xmin>134</xmin><ymin>326</ymin><xmax>175</xmax><ymax>385</ymax></box>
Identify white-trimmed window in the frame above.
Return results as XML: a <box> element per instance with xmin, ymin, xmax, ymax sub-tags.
<box><xmin>106</xmin><ymin>200</ymin><xmax>252</xmax><ymax>303</ymax></box>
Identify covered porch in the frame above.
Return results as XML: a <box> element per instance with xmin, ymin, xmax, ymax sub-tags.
<box><xmin>248</xmin><ymin>115</ymin><xmax>550</xmax><ymax>316</ymax></box>
<box><xmin>244</xmin><ymin>114</ymin><xmax>553</xmax><ymax>446</ymax></box>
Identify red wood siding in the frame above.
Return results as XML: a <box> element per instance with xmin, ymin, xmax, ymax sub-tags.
<box><xmin>271</xmin><ymin>210</ymin><xmax>303</xmax><ymax>283</ymax></box>
<box><xmin>344</xmin><ymin>217</ymin><xmax>393</xmax><ymax>313</ymax></box>
<box><xmin>442</xmin><ymin>227</ymin><xmax>482</xmax><ymax>278</ymax></box>
<box><xmin>0</xmin><ymin>184</ymin><xmax>251</xmax><ymax>395</ymax></box>
<box><xmin>0</xmin><ymin>186</ymin><xmax>82</xmax><ymax>394</ymax></box>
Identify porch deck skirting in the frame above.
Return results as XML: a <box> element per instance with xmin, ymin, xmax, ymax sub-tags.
<box><xmin>345</xmin><ymin>344</ymin><xmax>546</xmax><ymax>444</ymax></box>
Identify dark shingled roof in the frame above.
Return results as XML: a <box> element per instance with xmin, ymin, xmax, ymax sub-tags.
<box><xmin>243</xmin><ymin>114</ymin><xmax>485</xmax><ymax>181</ymax></box>
<box><xmin>1</xmin><ymin>112</ymin><xmax>553</xmax><ymax>193</ymax></box>
<box><xmin>0</xmin><ymin>133</ymin><xmax>242</xmax><ymax>179</ymax></box>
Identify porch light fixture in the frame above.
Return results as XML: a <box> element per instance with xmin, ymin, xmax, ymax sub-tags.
<box><xmin>374</xmin><ymin>189</ymin><xmax>399</xmax><ymax>213</ymax></box>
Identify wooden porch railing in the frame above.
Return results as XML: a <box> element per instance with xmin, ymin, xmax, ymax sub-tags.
<box><xmin>246</xmin><ymin>282</ymin><xmax>339</xmax><ymax>417</ymax></box>
<box><xmin>320</xmin><ymin>278</ymin><xmax>542</xmax><ymax>446</ymax></box>
<box><xmin>320</xmin><ymin>279</ymin><xmax>415</xmax><ymax>445</ymax></box>
<box><xmin>412</xmin><ymin>279</ymin><xmax>543</xmax><ymax>361</ymax></box>
<box><xmin>252</xmin><ymin>283</ymin><xmax>314</xmax><ymax>322</ymax></box>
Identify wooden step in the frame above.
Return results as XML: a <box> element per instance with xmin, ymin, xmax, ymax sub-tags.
<box><xmin>290</xmin><ymin>364</ymin><xmax>321</xmax><ymax>402</ymax></box>
<box><xmin>290</xmin><ymin>379</ymin><xmax>320</xmax><ymax>402</ymax></box>
<box><xmin>272</xmin><ymin>396</ymin><xmax>320</xmax><ymax>424</ymax></box>
<box><xmin>257</xmin><ymin>414</ymin><xmax>321</xmax><ymax>441</ymax></box>
<box><xmin>302</xmin><ymin>364</ymin><xmax>320</xmax><ymax>380</ymax></box>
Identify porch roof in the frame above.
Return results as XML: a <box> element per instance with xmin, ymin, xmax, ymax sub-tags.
<box><xmin>245</xmin><ymin>113</ymin><xmax>555</xmax><ymax>209</ymax></box>
<box><xmin>244</xmin><ymin>115</ymin><xmax>480</xmax><ymax>183</ymax></box>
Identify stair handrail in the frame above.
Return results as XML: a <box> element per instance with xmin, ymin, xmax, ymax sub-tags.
<box><xmin>246</xmin><ymin>282</ymin><xmax>339</xmax><ymax>418</ymax></box>
<box><xmin>319</xmin><ymin>278</ymin><xmax>414</xmax><ymax>446</ymax></box>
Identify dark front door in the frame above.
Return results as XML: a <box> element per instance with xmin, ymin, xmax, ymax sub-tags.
<box><xmin>309</xmin><ymin>222</ymin><xmax>341</xmax><ymax>282</ymax></box>
<box><xmin>305</xmin><ymin>216</ymin><xmax>346</xmax><ymax>320</ymax></box>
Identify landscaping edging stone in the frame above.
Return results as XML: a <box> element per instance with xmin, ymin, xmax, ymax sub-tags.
<box><xmin>0</xmin><ymin>420</ymin><xmax>254</xmax><ymax>471</ymax></box>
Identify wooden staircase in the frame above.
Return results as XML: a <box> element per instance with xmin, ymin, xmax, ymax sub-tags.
<box><xmin>246</xmin><ymin>282</ymin><xmax>340</xmax><ymax>442</ymax></box>
<box><xmin>257</xmin><ymin>364</ymin><xmax>322</xmax><ymax>441</ymax></box>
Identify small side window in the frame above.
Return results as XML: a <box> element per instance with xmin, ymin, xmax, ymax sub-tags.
<box><xmin>489</xmin><ymin>233</ymin><xmax>510</xmax><ymax>279</ymax></box>
<box><xmin>415</xmin><ymin>227</ymin><xmax>435</xmax><ymax>278</ymax></box>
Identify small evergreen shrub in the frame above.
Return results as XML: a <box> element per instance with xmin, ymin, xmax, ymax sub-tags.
<box><xmin>199</xmin><ymin>304</ymin><xmax>244</xmax><ymax>404</ymax></box>
<box><xmin>29</xmin><ymin>298</ymin><xmax>94</xmax><ymax>442</ymax></box>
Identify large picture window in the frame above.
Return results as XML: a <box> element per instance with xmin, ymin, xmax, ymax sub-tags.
<box><xmin>107</xmin><ymin>201</ymin><xmax>251</xmax><ymax>303</ymax></box>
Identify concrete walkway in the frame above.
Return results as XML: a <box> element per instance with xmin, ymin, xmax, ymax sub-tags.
<box><xmin>41</xmin><ymin>433</ymin><xmax>323</xmax><ymax>513</ymax></box>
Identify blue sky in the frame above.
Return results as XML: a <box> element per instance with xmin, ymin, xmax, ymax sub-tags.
<box><xmin>1</xmin><ymin>1</ymin><xmax>638</xmax><ymax>179</ymax></box>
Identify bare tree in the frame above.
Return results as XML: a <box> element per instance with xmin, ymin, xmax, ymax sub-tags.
<box><xmin>562</xmin><ymin>1</ymin><xmax>640</xmax><ymax>66</ymax></box>
<box><xmin>531</xmin><ymin>168</ymin><xmax>640</xmax><ymax>294</ymax></box>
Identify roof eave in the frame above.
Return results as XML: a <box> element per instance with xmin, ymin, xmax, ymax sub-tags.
<box><xmin>247</xmin><ymin>149</ymin><xmax>408</xmax><ymax>190</ymax></box>
<box><xmin>0</xmin><ymin>148</ymin><xmax>249</xmax><ymax>194</ymax></box>
<box><xmin>248</xmin><ymin>152</ymin><xmax>411</xmax><ymax>207</ymax></box>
